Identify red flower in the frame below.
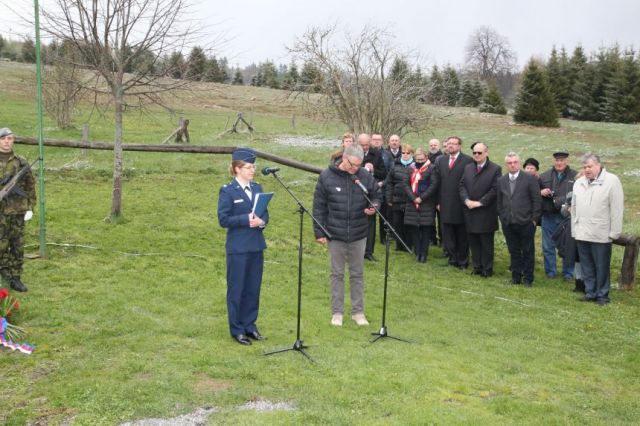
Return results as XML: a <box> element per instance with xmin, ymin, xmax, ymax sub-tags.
<box><xmin>0</xmin><ymin>288</ymin><xmax>8</xmax><ymax>299</ymax></box>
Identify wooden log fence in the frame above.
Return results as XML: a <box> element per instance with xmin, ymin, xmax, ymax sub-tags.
<box><xmin>15</xmin><ymin>136</ymin><xmax>323</xmax><ymax>174</ymax></box>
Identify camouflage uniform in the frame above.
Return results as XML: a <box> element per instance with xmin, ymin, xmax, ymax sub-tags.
<box><xmin>0</xmin><ymin>153</ymin><xmax>36</xmax><ymax>281</ymax></box>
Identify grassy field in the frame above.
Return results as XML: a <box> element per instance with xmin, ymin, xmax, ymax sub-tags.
<box><xmin>1</xmin><ymin>61</ymin><xmax>639</xmax><ymax>425</ymax></box>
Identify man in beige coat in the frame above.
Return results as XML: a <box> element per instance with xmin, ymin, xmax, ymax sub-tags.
<box><xmin>571</xmin><ymin>153</ymin><xmax>623</xmax><ymax>305</ymax></box>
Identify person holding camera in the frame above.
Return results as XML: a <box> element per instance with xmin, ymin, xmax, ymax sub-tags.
<box><xmin>539</xmin><ymin>151</ymin><xmax>577</xmax><ymax>281</ymax></box>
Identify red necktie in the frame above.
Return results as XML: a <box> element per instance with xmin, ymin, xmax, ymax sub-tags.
<box><xmin>449</xmin><ymin>156</ymin><xmax>455</xmax><ymax>169</ymax></box>
<box><xmin>477</xmin><ymin>166</ymin><xmax>481</xmax><ymax>173</ymax></box>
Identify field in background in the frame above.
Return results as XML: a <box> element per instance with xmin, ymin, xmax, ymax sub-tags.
<box><xmin>0</xmin><ymin>62</ymin><xmax>639</xmax><ymax>424</ymax></box>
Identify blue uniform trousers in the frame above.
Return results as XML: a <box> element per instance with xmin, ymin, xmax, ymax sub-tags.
<box><xmin>576</xmin><ymin>240</ymin><xmax>612</xmax><ymax>302</ymax></box>
<box><xmin>226</xmin><ymin>251</ymin><xmax>263</xmax><ymax>336</ymax></box>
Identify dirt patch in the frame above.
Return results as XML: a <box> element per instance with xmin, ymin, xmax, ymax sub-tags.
<box><xmin>192</xmin><ymin>374</ymin><xmax>233</xmax><ymax>392</ymax></box>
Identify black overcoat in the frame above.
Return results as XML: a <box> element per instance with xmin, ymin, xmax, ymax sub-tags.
<box><xmin>459</xmin><ymin>160</ymin><xmax>502</xmax><ymax>233</ymax></box>
<box><xmin>434</xmin><ymin>152</ymin><xmax>473</xmax><ymax>224</ymax></box>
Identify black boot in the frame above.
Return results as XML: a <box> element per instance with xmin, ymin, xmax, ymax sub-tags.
<box><xmin>573</xmin><ymin>279</ymin><xmax>585</xmax><ymax>293</ymax></box>
<box><xmin>10</xmin><ymin>277</ymin><xmax>27</xmax><ymax>292</ymax></box>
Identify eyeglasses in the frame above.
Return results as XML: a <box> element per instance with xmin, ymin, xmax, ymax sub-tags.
<box><xmin>241</xmin><ymin>164</ymin><xmax>256</xmax><ymax>169</ymax></box>
<box><xmin>472</xmin><ymin>151</ymin><xmax>484</xmax><ymax>155</ymax></box>
<box><xmin>401</xmin><ymin>151</ymin><xmax>412</xmax><ymax>154</ymax></box>
<box><xmin>345</xmin><ymin>157</ymin><xmax>362</xmax><ymax>168</ymax></box>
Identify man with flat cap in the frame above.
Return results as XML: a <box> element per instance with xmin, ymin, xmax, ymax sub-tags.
<box><xmin>217</xmin><ymin>148</ymin><xmax>269</xmax><ymax>345</ymax></box>
<box><xmin>539</xmin><ymin>150</ymin><xmax>577</xmax><ymax>280</ymax></box>
<box><xmin>0</xmin><ymin>128</ymin><xmax>36</xmax><ymax>292</ymax></box>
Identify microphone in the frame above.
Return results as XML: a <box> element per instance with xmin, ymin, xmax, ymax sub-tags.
<box><xmin>351</xmin><ymin>175</ymin><xmax>368</xmax><ymax>194</ymax></box>
<box><xmin>261</xmin><ymin>166</ymin><xmax>280</xmax><ymax>176</ymax></box>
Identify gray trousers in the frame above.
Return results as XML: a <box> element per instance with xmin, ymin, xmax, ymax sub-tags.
<box><xmin>328</xmin><ymin>238</ymin><xmax>366</xmax><ymax>315</ymax></box>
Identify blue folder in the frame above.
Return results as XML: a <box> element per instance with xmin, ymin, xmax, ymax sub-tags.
<box><xmin>252</xmin><ymin>192</ymin><xmax>274</xmax><ymax>217</ymax></box>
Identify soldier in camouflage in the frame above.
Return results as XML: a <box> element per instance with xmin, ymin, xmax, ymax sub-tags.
<box><xmin>0</xmin><ymin>128</ymin><xmax>36</xmax><ymax>292</ymax></box>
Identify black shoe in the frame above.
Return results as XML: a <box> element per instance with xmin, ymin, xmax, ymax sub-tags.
<box><xmin>578</xmin><ymin>296</ymin><xmax>596</xmax><ymax>302</ymax></box>
<box><xmin>9</xmin><ymin>278</ymin><xmax>27</xmax><ymax>292</ymax></box>
<box><xmin>246</xmin><ymin>330</ymin><xmax>266</xmax><ymax>341</ymax></box>
<box><xmin>233</xmin><ymin>334</ymin><xmax>252</xmax><ymax>345</ymax></box>
<box><xmin>471</xmin><ymin>269</ymin><xmax>482</xmax><ymax>276</ymax></box>
<box><xmin>511</xmin><ymin>279</ymin><xmax>522</xmax><ymax>285</ymax></box>
<box><xmin>523</xmin><ymin>280</ymin><xmax>533</xmax><ymax>287</ymax></box>
<box><xmin>364</xmin><ymin>254</ymin><xmax>376</xmax><ymax>261</ymax></box>
<box><xmin>596</xmin><ymin>298</ymin><xmax>609</xmax><ymax>306</ymax></box>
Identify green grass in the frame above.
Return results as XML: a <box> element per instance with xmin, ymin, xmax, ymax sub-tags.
<box><xmin>0</xmin><ymin>61</ymin><xmax>639</xmax><ymax>424</ymax></box>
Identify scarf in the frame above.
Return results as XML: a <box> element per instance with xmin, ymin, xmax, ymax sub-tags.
<box><xmin>410</xmin><ymin>160</ymin><xmax>430</xmax><ymax>208</ymax></box>
<box><xmin>400</xmin><ymin>157</ymin><xmax>414</xmax><ymax>166</ymax></box>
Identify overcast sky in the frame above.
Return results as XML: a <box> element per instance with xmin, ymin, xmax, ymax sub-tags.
<box><xmin>2</xmin><ymin>0</ymin><xmax>638</xmax><ymax>69</ymax></box>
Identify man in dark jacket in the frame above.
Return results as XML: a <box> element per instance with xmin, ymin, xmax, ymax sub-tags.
<box><xmin>497</xmin><ymin>152</ymin><xmax>542</xmax><ymax>286</ymax></box>
<box><xmin>313</xmin><ymin>144</ymin><xmax>380</xmax><ymax>327</ymax></box>
<box><xmin>359</xmin><ymin>133</ymin><xmax>385</xmax><ymax>261</ymax></box>
<box><xmin>539</xmin><ymin>151</ymin><xmax>577</xmax><ymax>280</ymax></box>
<box><xmin>433</xmin><ymin>136</ymin><xmax>473</xmax><ymax>268</ymax></box>
<box><xmin>459</xmin><ymin>142</ymin><xmax>501</xmax><ymax>277</ymax></box>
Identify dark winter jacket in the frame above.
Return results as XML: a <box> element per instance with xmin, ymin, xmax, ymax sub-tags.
<box><xmin>384</xmin><ymin>159</ymin><xmax>413</xmax><ymax>211</ymax></box>
<box><xmin>539</xmin><ymin>166</ymin><xmax>577</xmax><ymax>215</ymax></box>
<box><xmin>313</xmin><ymin>159</ymin><xmax>380</xmax><ymax>243</ymax></box>
<box><xmin>403</xmin><ymin>164</ymin><xmax>438</xmax><ymax>227</ymax></box>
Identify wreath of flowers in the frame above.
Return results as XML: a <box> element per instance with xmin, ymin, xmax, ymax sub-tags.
<box><xmin>0</xmin><ymin>288</ymin><xmax>34</xmax><ymax>354</ymax></box>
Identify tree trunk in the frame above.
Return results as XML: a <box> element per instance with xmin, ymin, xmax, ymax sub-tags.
<box><xmin>111</xmin><ymin>84</ymin><xmax>124</xmax><ymax>217</ymax></box>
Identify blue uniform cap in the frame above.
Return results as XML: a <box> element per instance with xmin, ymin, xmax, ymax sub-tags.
<box><xmin>232</xmin><ymin>148</ymin><xmax>256</xmax><ymax>164</ymax></box>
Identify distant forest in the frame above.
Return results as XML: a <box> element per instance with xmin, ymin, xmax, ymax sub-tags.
<box><xmin>1</xmin><ymin>34</ymin><xmax>638</xmax><ymax>125</ymax></box>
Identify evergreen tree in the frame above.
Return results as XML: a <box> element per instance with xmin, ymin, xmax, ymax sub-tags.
<box><xmin>282</xmin><ymin>62</ymin><xmax>300</xmax><ymax>90</ymax></box>
<box><xmin>427</xmin><ymin>65</ymin><xmax>444</xmax><ymax>104</ymax></box>
<box><xmin>21</xmin><ymin>38</ymin><xmax>36</xmax><ymax>63</ymax></box>
<box><xmin>0</xmin><ymin>35</ymin><xmax>5</xmax><ymax>56</ymax></box>
<box><xmin>513</xmin><ymin>59</ymin><xmax>559</xmax><ymax>127</ymax></box>
<box><xmin>167</xmin><ymin>51</ymin><xmax>186</xmax><ymax>79</ymax></box>
<box><xmin>203</xmin><ymin>57</ymin><xmax>221</xmax><ymax>82</ymax></box>
<box><xmin>300</xmin><ymin>61</ymin><xmax>323</xmax><ymax>93</ymax></box>
<box><xmin>232</xmin><ymin>69</ymin><xmax>244</xmax><ymax>85</ymax></box>
<box><xmin>603</xmin><ymin>49</ymin><xmax>640</xmax><ymax>123</ymax></box>
<box><xmin>217</xmin><ymin>57</ymin><xmax>230</xmax><ymax>83</ymax></box>
<box><xmin>479</xmin><ymin>81</ymin><xmax>507</xmax><ymax>114</ymax></box>
<box><xmin>472</xmin><ymin>79</ymin><xmax>486</xmax><ymax>103</ymax></box>
<box><xmin>566</xmin><ymin>46</ymin><xmax>589</xmax><ymax>118</ymax></box>
<box><xmin>258</xmin><ymin>61</ymin><xmax>280</xmax><ymax>89</ymax></box>
<box><xmin>185</xmin><ymin>46</ymin><xmax>207</xmax><ymax>80</ymax></box>
<box><xmin>390</xmin><ymin>57</ymin><xmax>410</xmax><ymax>81</ymax></box>
<box><xmin>459</xmin><ymin>79</ymin><xmax>483</xmax><ymax>107</ymax></box>
<box><xmin>442</xmin><ymin>65</ymin><xmax>460</xmax><ymax>106</ymax></box>
<box><xmin>546</xmin><ymin>46</ymin><xmax>569</xmax><ymax>117</ymax></box>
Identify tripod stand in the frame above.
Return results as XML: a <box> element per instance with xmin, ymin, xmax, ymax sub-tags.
<box><xmin>351</xmin><ymin>176</ymin><xmax>412</xmax><ymax>344</ymax></box>
<box><xmin>263</xmin><ymin>170</ymin><xmax>331</xmax><ymax>362</ymax></box>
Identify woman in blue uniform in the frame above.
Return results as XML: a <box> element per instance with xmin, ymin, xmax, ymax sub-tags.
<box><xmin>217</xmin><ymin>148</ymin><xmax>269</xmax><ymax>345</ymax></box>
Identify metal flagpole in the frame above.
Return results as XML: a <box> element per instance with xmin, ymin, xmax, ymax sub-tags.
<box><xmin>34</xmin><ymin>0</ymin><xmax>47</xmax><ymax>258</ymax></box>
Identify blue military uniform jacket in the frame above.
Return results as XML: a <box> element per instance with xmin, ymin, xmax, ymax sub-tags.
<box><xmin>218</xmin><ymin>179</ymin><xmax>269</xmax><ymax>254</ymax></box>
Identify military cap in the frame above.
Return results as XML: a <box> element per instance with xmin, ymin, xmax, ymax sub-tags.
<box><xmin>231</xmin><ymin>148</ymin><xmax>256</xmax><ymax>163</ymax></box>
<box><xmin>0</xmin><ymin>128</ymin><xmax>13</xmax><ymax>138</ymax></box>
<box><xmin>523</xmin><ymin>158</ymin><xmax>540</xmax><ymax>170</ymax></box>
<box><xmin>552</xmin><ymin>151</ymin><xmax>569</xmax><ymax>159</ymax></box>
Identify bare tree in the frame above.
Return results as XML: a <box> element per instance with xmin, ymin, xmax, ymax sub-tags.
<box><xmin>41</xmin><ymin>0</ymin><xmax>201</xmax><ymax>218</ymax></box>
<box><xmin>288</xmin><ymin>25</ymin><xmax>430</xmax><ymax>137</ymax></box>
<box><xmin>465</xmin><ymin>26</ymin><xmax>517</xmax><ymax>81</ymax></box>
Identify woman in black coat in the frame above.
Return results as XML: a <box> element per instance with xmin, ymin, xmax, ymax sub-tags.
<box><xmin>403</xmin><ymin>148</ymin><xmax>439</xmax><ymax>262</ymax></box>
<box><xmin>384</xmin><ymin>144</ymin><xmax>415</xmax><ymax>251</ymax></box>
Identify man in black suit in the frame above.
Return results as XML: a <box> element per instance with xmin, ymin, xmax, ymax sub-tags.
<box><xmin>434</xmin><ymin>136</ymin><xmax>473</xmax><ymax>268</ymax></box>
<box><xmin>359</xmin><ymin>133</ymin><xmax>386</xmax><ymax>261</ymax></box>
<box><xmin>459</xmin><ymin>142</ymin><xmax>501</xmax><ymax>277</ymax></box>
<box><xmin>497</xmin><ymin>152</ymin><xmax>542</xmax><ymax>286</ymax></box>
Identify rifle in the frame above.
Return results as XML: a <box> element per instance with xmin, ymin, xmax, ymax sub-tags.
<box><xmin>0</xmin><ymin>158</ymin><xmax>39</xmax><ymax>202</ymax></box>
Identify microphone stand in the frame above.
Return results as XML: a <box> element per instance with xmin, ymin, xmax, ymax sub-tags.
<box><xmin>351</xmin><ymin>176</ymin><xmax>412</xmax><ymax>344</ymax></box>
<box><xmin>263</xmin><ymin>170</ymin><xmax>331</xmax><ymax>362</ymax></box>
